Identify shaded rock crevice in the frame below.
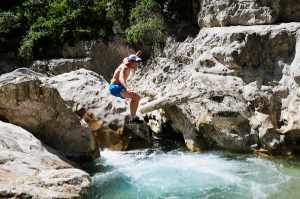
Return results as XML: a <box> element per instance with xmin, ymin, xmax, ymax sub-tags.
<box><xmin>285</xmin><ymin>130</ymin><xmax>300</xmax><ymax>154</ymax></box>
<box><xmin>278</xmin><ymin>0</ymin><xmax>300</xmax><ymax>23</ymax></box>
<box><xmin>164</xmin><ymin>105</ymin><xmax>208</xmax><ymax>152</ymax></box>
<box><xmin>145</xmin><ymin>110</ymin><xmax>195</xmax><ymax>151</ymax></box>
<box><xmin>152</xmin><ymin>120</ymin><xmax>187</xmax><ymax>150</ymax></box>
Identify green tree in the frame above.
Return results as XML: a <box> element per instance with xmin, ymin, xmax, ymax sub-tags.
<box><xmin>0</xmin><ymin>0</ymin><xmax>169</xmax><ymax>61</ymax></box>
<box><xmin>18</xmin><ymin>0</ymin><xmax>113</xmax><ymax>60</ymax></box>
<box><xmin>126</xmin><ymin>0</ymin><xmax>166</xmax><ymax>46</ymax></box>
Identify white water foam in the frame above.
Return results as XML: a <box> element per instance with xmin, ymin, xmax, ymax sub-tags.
<box><xmin>91</xmin><ymin>150</ymin><xmax>299</xmax><ymax>199</ymax></box>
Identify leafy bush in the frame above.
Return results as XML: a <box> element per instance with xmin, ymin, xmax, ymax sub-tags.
<box><xmin>105</xmin><ymin>0</ymin><xmax>135</xmax><ymax>29</ymax></box>
<box><xmin>17</xmin><ymin>0</ymin><xmax>114</xmax><ymax>60</ymax></box>
<box><xmin>0</xmin><ymin>11</ymin><xmax>20</xmax><ymax>34</ymax></box>
<box><xmin>1</xmin><ymin>0</ymin><xmax>168</xmax><ymax>61</ymax></box>
<box><xmin>126</xmin><ymin>17</ymin><xmax>165</xmax><ymax>45</ymax></box>
<box><xmin>126</xmin><ymin>0</ymin><xmax>166</xmax><ymax>45</ymax></box>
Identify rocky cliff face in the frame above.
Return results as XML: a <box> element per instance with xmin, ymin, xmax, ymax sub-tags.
<box><xmin>2</xmin><ymin>1</ymin><xmax>300</xmax><ymax>196</ymax></box>
<box><xmin>3</xmin><ymin>1</ymin><xmax>300</xmax><ymax>157</ymax></box>
<box><xmin>0</xmin><ymin>68</ymin><xmax>99</xmax><ymax>162</ymax></box>
<box><xmin>131</xmin><ymin>1</ymin><xmax>300</xmax><ymax>155</ymax></box>
<box><xmin>197</xmin><ymin>0</ymin><xmax>300</xmax><ymax>27</ymax></box>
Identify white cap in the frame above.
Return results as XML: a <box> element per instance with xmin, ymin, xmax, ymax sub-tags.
<box><xmin>128</xmin><ymin>54</ymin><xmax>142</xmax><ymax>62</ymax></box>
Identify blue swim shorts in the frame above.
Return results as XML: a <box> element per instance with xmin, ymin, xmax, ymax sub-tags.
<box><xmin>108</xmin><ymin>83</ymin><xmax>127</xmax><ymax>99</ymax></box>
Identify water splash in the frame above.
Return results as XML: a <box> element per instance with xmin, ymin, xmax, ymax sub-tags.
<box><xmin>90</xmin><ymin>149</ymin><xmax>300</xmax><ymax>199</ymax></box>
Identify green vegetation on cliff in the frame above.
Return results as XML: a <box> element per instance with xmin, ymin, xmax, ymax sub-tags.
<box><xmin>0</xmin><ymin>0</ymin><xmax>167</xmax><ymax>61</ymax></box>
<box><xmin>126</xmin><ymin>0</ymin><xmax>165</xmax><ymax>45</ymax></box>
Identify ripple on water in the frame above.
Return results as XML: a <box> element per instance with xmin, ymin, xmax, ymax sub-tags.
<box><xmin>89</xmin><ymin>149</ymin><xmax>300</xmax><ymax>199</ymax></box>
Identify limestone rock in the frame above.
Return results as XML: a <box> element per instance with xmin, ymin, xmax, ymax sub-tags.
<box><xmin>197</xmin><ymin>0</ymin><xmax>300</xmax><ymax>27</ymax></box>
<box><xmin>281</xmin><ymin>90</ymin><xmax>300</xmax><ymax>133</ymax></box>
<box><xmin>250</xmin><ymin>112</ymin><xmax>283</xmax><ymax>151</ymax></box>
<box><xmin>242</xmin><ymin>82</ymin><xmax>283</xmax><ymax>129</ymax></box>
<box><xmin>193</xmin><ymin>23</ymin><xmax>299</xmax><ymax>83</ymax></box>
<box><xmin>291</xmin><ymin>30</ymin><xmax>300</xmax><ymax>84</ymax></box>
<box><xmin>164</xmin><ymin>105</ymin><xmax>207</xmax><ymax>152</ymax></box>
<box><xmin>31</xmin><ymin>58</ymin><xmax>93</xmax><ymax>76</ymax></box>
<box><xmin>0</xmin><ymin>121</ymin><xmax>90</xmax><ymax>199</ymax></box>
<box><xmin>198</xmin><ymin>0</ymin><xmax>280</xmax><ymax>27</ymax></box>
<box><xmin>202</xmin><ymin>111</ymin><xmax>256</xmax><ymax>152</ymax></box>
<box><xmin>0</xmin><ymin>68</ymin><xmax>99</xmax><ymax>162</ymax></box>
<box><xmin>191</xmin><ymin>91</ymin><xmax>256</xmax><ymax>151</ymax></box>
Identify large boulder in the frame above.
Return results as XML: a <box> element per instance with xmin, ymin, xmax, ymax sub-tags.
<box><xmin>0</xmin><ymin>68</ymin><xmax>99</xmax><ymax>162</ymax></box>
<box><xmin>31</xmin><ymin>58</ymin><xmax>93</xmax><ymax>76</ymax></box>
<box><xmin>282</xmin><ymin>90</ymin><xmax>300</xmax><ymax>132</ymax></box>
<box><xmin>163</xmin><ymin>105</ymin><xmax>207</xmax><ymax>152</ymax></box>
<box><xmin>0</xmin><ymin>121</ymin><xmax>90</xmax><ymax>199</ymax></box>
<box><xmin>46</xmin><ymin>69</ymin><xmax>152</xmax><ymax>150</ymax></box>
<box><xmin>194</xmin><ymin>96</ymin><xmax>257</xmax><ymax>152</ymax></box>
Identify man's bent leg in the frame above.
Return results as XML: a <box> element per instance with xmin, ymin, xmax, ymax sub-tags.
<box><xmin>130</xmin><ymin>97</ymin><xmax>139</xmax><ymax>117</ymax></box>
<box><xmin>121</xmin><ymin>91</ymin><xmax>141</xmax><ymax>117</ymax></box>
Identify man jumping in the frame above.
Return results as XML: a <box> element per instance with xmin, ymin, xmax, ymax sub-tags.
<box><xmin>108</xmin><ymin>53</ymin><xmax>143</xmax><ymax>123</ymax></box>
